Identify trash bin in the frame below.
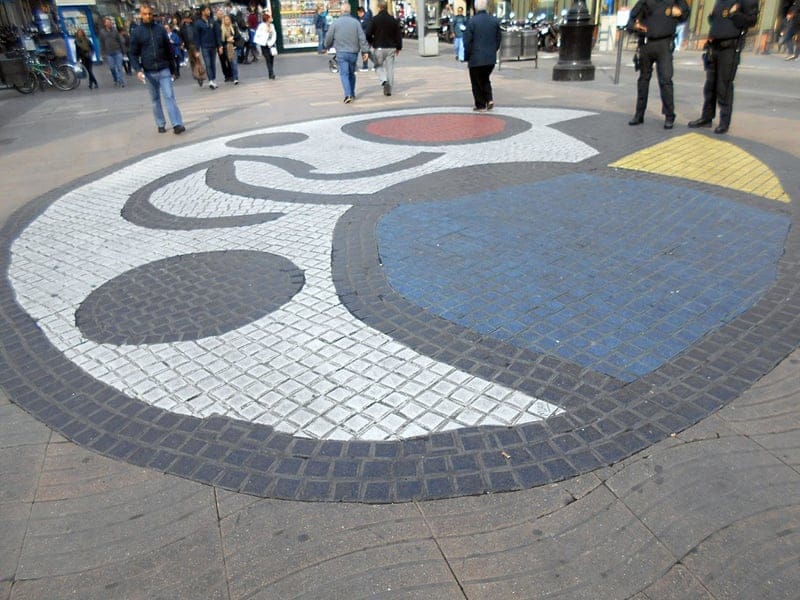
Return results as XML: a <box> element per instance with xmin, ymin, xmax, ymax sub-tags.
<box><xmin>0</xmin><ymin>56</ymin><xmax>30</xmax><ymax>87</ymax></box>
<box><xmin>521</xmin><ymin>29</ymin><xmax>538</xmax><ymax>62</ymax></box>
<box><xmin>499</xmin><ymin>30</ymin><xmax>522</xmax><ymax>60</ymax></box>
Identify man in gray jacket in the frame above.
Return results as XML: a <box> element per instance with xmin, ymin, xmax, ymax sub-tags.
<box><xmin>325</xmin><ymin>3</ymin><xmax>369</xmax><ymax>103</ymax></box>
<box><xmin>99</xmin><ymin>17</ymin><xmax>126</xmax><ymax>87</ymax></box>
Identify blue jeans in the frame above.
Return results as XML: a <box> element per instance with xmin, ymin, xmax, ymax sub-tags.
<box><xmin>144</xmin><ymin>68</ymin><xmax>183</xmax><ymax>128</ymax></box>
<box><xmin>107</xmin><ymin>51</ymin><xmax>125</xmax><ymax>83</ymax></box>
<box><xmin>454</xmin><ymin>37</ymin><xmax>464</xmax><ymax>61</ymax></box>
<box><xmin>201</xmin><ymin>46</ymin><xmax>217</xmax><ymax>81</ymax></box>
<box><xmin>336</xmin><ymin>51</ymin><xmax>358</xmax><ymax>98</ymax></box>
<box><xmin>316</xmin><ymin>27</ymin><xmax>325</xmax><ymax>52</ymax></box>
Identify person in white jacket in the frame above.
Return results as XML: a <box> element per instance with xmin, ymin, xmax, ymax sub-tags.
<box><xmin>253</xmin><ymin>13</ymin><xmax>277</xmax><ymax>79</ymax></box>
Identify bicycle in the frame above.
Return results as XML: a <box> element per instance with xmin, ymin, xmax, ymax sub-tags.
<box><xmin>9</xmin><ymin>48</ymin><xmax>79</xmax><ymax>94</ymax></box>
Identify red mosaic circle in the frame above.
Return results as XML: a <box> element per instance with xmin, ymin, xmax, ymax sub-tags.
<box><xmin>364</xmin><ymin>114</ymin><xmax>507</xmax><ymax>144</ymax></box>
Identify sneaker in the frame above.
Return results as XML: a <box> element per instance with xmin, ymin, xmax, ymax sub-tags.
<box><xmin>209</xmin><ymin>80</ymin><xmax>218</xmax><ymax>89</ymax></box>
<box><xmin>487</xmin><ymin>100</ymin><xmax>494</xmax><ymax>110</ymax></box>
<box><xmin>173</xmin><ymin>124</ymin><xmax>186</xmax><ymax>134</ymax></box>
<box><xmin>383</xmin><ymin>82</ymin><xmax>391</xmax><ymax>96</ymax></box>
<box><xmin>344</xmin><ymin>96</ymin><xmax>353</xmax><ymax>103</ymax></box>
<box><xmin>786</xmin><ymin>54</ymin><xmax>798</xmax><ymax>61</ymax></box>
<box><xmin>233</xmin><ymin>79</ymin><xmax>239</xmax><ymax>85</ymax></box>
<box><xmin>158</xmin><ymin>126</ymin><xmax>167</xmax><ymax>133</ymax></box>
<box><xmin>359</xmin><ymin>67</ymin><xmax>368</xmax><ymax>72</ymax></box>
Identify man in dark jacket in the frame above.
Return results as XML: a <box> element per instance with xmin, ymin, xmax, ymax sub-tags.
<box><xmin>357</xmin><ymin>6</ymin><xmax>373</xmax><ymax>70</ymax></box>
<box><xmin>687</xmin><ymin>0</ymin><xmax>759</xmax><ymax>133</ymax></box>
<box><xmin>782</xmin><ymin>0</ymin><xmax>800</xmax><ymax>59</ymax></box>
<box><xmin>130</xmin><ymin>3</ymin><xmax>185</xmax><ymax>134</ymax></box>
<box><xmin>194</xmin><ymin>4</ymin><xmax>221</xmax><ymax>88</ymax></box>
<box><xmin>366</xmin><ymin>0</ymin><xmax>402</xmax><ymax>96</ymax></box>
<box><xmin>626</xmin><ymin>0</ymin><xmax>690</xmax><ymax>129</ymax></box>
<box><xmin>463</xmin><ymin>0</ymin><xmax>501</xmax><ymax>111</ymax></box>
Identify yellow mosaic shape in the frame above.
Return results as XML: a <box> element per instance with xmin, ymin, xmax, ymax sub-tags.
<box><xmin>609</xmin><ymin>132</ymin><xmax>790</xmax><ymax>203</ymax></box>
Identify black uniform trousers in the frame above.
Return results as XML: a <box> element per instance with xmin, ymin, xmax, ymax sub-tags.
<box><xmin>700</xmin><ymin>39</ymin><xmax>740</xmax><ymax>128</ymax></box>
<box><xmin>469</xmin><ymin>64</ymin><xmax>495</xmax><ymax>109</ymax></box>
<box><xmin>634</xmin><ymin>36</ymin><xmax>675</xmax><ymax>119</ymax></box>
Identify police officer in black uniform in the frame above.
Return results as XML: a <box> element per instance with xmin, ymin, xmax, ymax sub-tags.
<box><xmin>687</xmin><ymin>0</ymin><xmax>759</xmax><ymax>134</ymax></box>
<box><xmin>627</xmin><ymin>0</ymin><xmax>690</xmax><ymax>129</ymax></box>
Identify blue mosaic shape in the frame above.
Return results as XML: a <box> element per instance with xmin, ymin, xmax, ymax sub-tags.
<box><xmin>377</xmin><ymin>174</ymin><xmax>790</xmax><ymax>382</ymax></box>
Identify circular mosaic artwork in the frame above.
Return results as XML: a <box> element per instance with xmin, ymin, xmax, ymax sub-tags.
<box><xmin>1</xmin><ymin>107</ymin><xmax>798</xmax><ymax>502</ymax></box>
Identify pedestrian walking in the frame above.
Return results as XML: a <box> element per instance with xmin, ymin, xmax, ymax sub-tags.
<box><xmin>315</xmin><ymin>5</ymin><xmax>329</xmax><ymax>53</ymax></box>
<box><xmin>463</xmin><ymin>0</ymin><xmax>501</xmax><ymax>111</ymax></box>
<box><xmin>452</xmin><ymin>6</ymin><xmax>468</xmax><ymax>61</ymax></box>
<box><xmin>325</xmin><ymin>3</ymin><xmax>370</xmax><ymax>103</ymax></box>
<box><xmin>166</xmin><ymin>24</ymin><xmax>183</xmax><ymax>79</ymax></box>
<box><xmin>74</xmin><ymin>28</ymin><xmax>99</xmax><ymax>89</ymax></box>
<box><xmin>357</xmin><ymin>6</ymin><xmax>372</xmax><ymax>70</ymax></box>
<box><xmin>626</xmin><ymin>0</ymin><xmax>689</xmax><ymax>129</ymax></box>
<box><xmin>130</xmin><ymin>3</ymin><xmax>185</xmax><ymax>135</ymax></box>
<box><xmin>220</xmin><ymin>14</ymin><xmax>241</xmax><ymax>84</ymax></box>
<box><xmin>99</xmin><ymin>17</ymin><xmax>126</xmax><ymax>87</ymax></box>
<box><xmin>254</xmin><ymin>13</ymin><xmax>277</xmax><ymax>79</ymax></box>
<box><xmin>782</xmin><ymin>0</ymin><xmax>800</xmax><ymax>59</ymax></box>
<box><xmin>365</xmin><ymin>0</ymin><xmax>402</xmax><ymax>96</ymax></box>
<box><xmin>216</xmin><ymin>8</ymin><xmax>233</xmax><ymax>82</ymax></box>
<box><xmin>194</xmin><ymin>5</ymin><xmax>221</xmax><ymax>89</ymax></box>
<box><xmin>687</xmin><ymin>0</ymin><xmax>759</xmax><ymax>134</ymax></box>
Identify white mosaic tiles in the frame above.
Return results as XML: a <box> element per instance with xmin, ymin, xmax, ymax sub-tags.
<box><xmin>8</xmin><ymin>108</ymin><xmax>599</xmax><ymax>440</ymax></box>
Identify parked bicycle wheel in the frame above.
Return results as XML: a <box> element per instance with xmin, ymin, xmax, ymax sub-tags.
<box><xmin>14</xmin><ymin>71</ymin><xmax>37</xmax><ymax>94</ymax></box>
<box><xmin>53</xmin><ymin>64</ymin><xmax>79</xmax><ymax>90</ymax></box>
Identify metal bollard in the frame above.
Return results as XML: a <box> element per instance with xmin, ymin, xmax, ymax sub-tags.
<box><xmin>552</xmin><ymin>0</ymin><xmax>595</xmax><ymax>81</ymax></box>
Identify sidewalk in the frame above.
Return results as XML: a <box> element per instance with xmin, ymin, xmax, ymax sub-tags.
<box><xmin>1</xmin><ymin>41</ymin><xmax>799</xmax><ymax>599</ymax></box>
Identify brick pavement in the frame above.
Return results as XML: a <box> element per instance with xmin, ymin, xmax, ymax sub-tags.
<box><xmin>1</xmin><ymin>44</ymin><xmax>800</xmax><ymax>598</ymax></box>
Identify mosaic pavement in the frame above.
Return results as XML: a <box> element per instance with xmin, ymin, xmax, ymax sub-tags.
<box><xmin>2</xmin><ymin>107</ymin><xmax>799</xmax><ymax>502</ymax></box>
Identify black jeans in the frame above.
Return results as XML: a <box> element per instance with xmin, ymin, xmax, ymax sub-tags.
<box><xmin>700</xmin><ymin>40</ymin><xmax>741</xmax><ymax>128</ymax></box>
<box><xmin>469</xmin><ymin>63</ymin><xmax>494</xmax><ymax>109</ymax></box>
<box><xmin>261</xmin><ymin>46</ymin><xmax>275</xmax><ymax>78</ymax></box>
<box><xmin>634</xmin><ymin>37</ymin><xmax>675</xmax><ymax>119</ymax></box>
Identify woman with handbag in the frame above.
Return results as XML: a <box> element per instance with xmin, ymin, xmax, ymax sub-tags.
<box><xmin>254</xmin><ymin>12</ymin><xmax>277</xmax><ymax>79</ymax></box>
<box><xmin>220</xmin><ymin>14</ymin><xmax>240</xmax><ymax>84</ymax></box>
<box><xmin>74</xmin><ymin>28</ymin><xmax>99</xmax><ymax>89</ymax></box>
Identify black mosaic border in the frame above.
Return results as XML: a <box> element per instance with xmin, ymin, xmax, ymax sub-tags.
<box><xmin>1</xmin><ymin>109</ymin><xmax>799</xmax><ymax>503</ymax></box>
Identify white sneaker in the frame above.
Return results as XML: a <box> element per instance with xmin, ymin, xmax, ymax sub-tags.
<box><xmin>233</xmin><ymin>79</ymin><xmax>239</xmax><ymax>85</ymax></box>
<box><xmin>209</xmin><ymin>80</ymin><xmax>218</xmax><ymax>89</ymax></box>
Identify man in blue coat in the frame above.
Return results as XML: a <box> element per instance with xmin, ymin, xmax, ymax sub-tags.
<box><xmin>463</xmin><ymin>0</ymin><xmax>501</xmax><ymax>111</ymax></box>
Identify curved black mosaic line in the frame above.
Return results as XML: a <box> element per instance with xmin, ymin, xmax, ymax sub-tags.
<box><xmin>1</xmin><ymin>112</ymin><xmax>799</xmax><ymax>504</ymax></box>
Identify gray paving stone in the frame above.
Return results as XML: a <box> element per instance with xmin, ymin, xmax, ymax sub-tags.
<box><xmin>417</xmin><ymin>474</ymin><xmax>602</xmax><ymax>536</ymax></box>
<box><xmin>17</xmin><ymin>443</ymin><xmax>218</xmax><ymax>580</ymax></box>
<box><xmin>0</xmin><ymin>502</ymin><xmax>27</xmax><ymax>583</ymax></box>
<box><xmin>217</xmin><ymin>495</ymin><xmax>451</xmax><ymax>599</ymax></box>
<box><xmin>10</xmin><ymin>527</ymin><xmax>226</xmax><ymax>600</ymax></box>
<box><xmin>0</xmin><ymin>444</ymin><xmax>45</xmax><ymax>504</ymax></box>
<box><xmin>604</xmin><ymin>436</ymin><xmax>800</xmax><ymax>558</ymax></box>
<box><xmin>434</xmin><ymin>486</ymin><xmax>674</xmax><ymax>599</ymax></box>
<box><xmin>752</xmin><ymin>431</ymin><xmax>800</xmax><ymax>468</ymax></box>
<box><xmin>679</xmin><ymin>504</ymin><xmax>800</xmax><ymax>600</ymax></box>
<box><xmin>640</xmin><ymin>564</ymin><xmax>714</xmax><ymax>600</ymax></box>
<box><xmin>719</xmin><ymin>350</ymin><xmax>800</xmax><ymax>436</ymax></box>
<box><xmin>0</xmin><ymin>404</ymin><xmax>51</xmax><ymax>449</ymax></box>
